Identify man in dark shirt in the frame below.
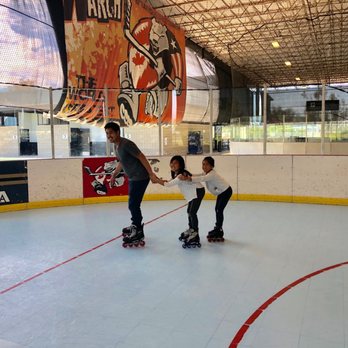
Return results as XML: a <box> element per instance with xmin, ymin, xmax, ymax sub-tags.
<box><xmin>104</xmin><ymin>122</ymin><xmax>157</xmax><ymax>245</ymax></box>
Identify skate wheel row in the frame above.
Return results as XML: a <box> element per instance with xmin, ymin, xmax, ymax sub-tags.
<box><xmin>207</xmin><ymin>237</ymin><xmax>225</xmax><ymax>243</ymax></box>
<box><xmin>122</xmin><ymin>240</ymin><xmax>146</xmax><ymax>248</ymax></box>
<box><xmin>182</xmin><ymin>243</ymin><xmax>201</xmax><ymax>249</ymax></box>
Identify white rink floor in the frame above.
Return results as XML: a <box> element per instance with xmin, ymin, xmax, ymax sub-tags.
<box><xmin>1</xmin><ymin>200</ymin><xmax>348</xmax><ymax>348</ymax></box>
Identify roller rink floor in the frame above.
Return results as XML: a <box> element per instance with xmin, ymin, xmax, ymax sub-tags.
<box><xmin>1</xmin><ymin>200</ymin><xmax>348</xmax><ymax>348</ymax></box>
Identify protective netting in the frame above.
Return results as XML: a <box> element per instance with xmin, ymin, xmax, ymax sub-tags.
<box><xmin>0</xmin><ymin>0</ymin><xmax>63</xmax><ymax>88</ymax></box>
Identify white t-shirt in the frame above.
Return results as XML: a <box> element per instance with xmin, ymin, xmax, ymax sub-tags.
<box><xmin>164</xmin><ymin>176</ymin><xmax>204</xmax><ymax>202</ymax></box>
<box><xmin>191</xmin><ymin>169</ymin><xmax>229</xmax><ymax>196</ymax></box>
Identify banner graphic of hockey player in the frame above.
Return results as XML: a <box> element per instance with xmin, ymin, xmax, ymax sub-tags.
<box><xmin>59</xmin><ymin>0</ymin><xmax>186</xmax><ymax>127</ymax></box>
<box><xmin>83</xmin><ymin>157</ymin><xmax>160</xmax><ymax>198</ymax></box>
<box><xmin>83</xmin><ymin>157</ymin><xmax>128</xmax><ymax>197</ymax></box>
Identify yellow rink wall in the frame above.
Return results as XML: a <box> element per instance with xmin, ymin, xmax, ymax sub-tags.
<box><xmin>1</xmin><ymin>155</ymin><xmax>348</xmax><ymax>213</ymax></box>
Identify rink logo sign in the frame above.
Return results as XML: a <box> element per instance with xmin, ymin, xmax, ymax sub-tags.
<box><xmin>0</xmin><ymin>191</ymin><xmax>10</xmax><ymax>203</ymax></box>
<box><xmin>0</xmin><ymin>161</ymin><xmax>28</xmax><ymax>205</ymax></box>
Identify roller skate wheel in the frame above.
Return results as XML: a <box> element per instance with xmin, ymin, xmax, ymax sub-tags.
<box><xmin>207</xmin><ymin>238</ymin><xmax>212</xmax><ymax>242</ymax></box>
<box><xmin>182</xmin><ymin>244</ymin><xmax>187</xmax><ymax>249</ymax></box>
<box><xmin>122</xmin><ymin>243</ymin><xmax>127</xmax><ymax>248</ymax></box>
<box><xmin>198</xmin><ymin>243</ymin><xmax>201</xmax><ymax>248</ymax></box>
<box><xmin>140</xmin><ymin>240</ymin><xmax>145</xmax><ymax>247</ymax></box>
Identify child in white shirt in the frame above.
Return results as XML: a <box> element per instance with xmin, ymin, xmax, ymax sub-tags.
<box><xmin>180</xmin><ymin>156</ymin><xmax>232</xmax><ymax>241</ymax></box>
<box><xmin>155</xmin><ymin>155</ymin><xmax>205</xmax><ymax>247</ymax></box>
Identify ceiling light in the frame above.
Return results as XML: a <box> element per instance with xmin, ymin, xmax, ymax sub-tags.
<box><xmin>295</xmin><ymin>77</ymin><xmax>301</xmax><ymax>81</ymax></box>
<box><xmin>272</xmin><ymin>41</ymin><xmax>280</xmax><ymax>48</ymax></box>
<box><xmin>285</xmin><ymin>61</ymin><xmax>292</xmax><ymax>67</ymax></box>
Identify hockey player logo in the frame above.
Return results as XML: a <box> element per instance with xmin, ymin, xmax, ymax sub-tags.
<box><xmin>84</xmin><ymin>160</ymin><xmax>125</xmax><ymax>195</ymax></box>
<box><xmin>83</xmin><ymin>158</ymin><xmax>160</xmax><ymax>196</ymax></box>
<box><xmin>118</xmin><ymin>0</ymin><xmax>183</xmax><ymax>126</ymax></box>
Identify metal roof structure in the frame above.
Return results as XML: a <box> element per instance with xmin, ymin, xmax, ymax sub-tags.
<box><xmin>148</xmin><ymin>0</ymin><xmax>348</xmax><ymax>87</ymax></box>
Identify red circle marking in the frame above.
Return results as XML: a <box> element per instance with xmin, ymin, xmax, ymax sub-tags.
<box><xmin>229</xmin><ymin>261</ymin><xmax>348</xmax><ymax>347</ymax></box>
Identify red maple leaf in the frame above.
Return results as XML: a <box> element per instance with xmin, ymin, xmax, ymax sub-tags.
<box><xmin>132</xmin><ymin>52</ymin><xmax>145</xmax><ymax>66</ymax></box>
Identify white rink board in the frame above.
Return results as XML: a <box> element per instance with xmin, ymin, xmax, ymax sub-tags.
<box><xmin>28</xmin><ymin>159</ymin><xmax>83</xmax><ymax>201</ymax></box>
<box><xmin>293</xmin><ymin>156</ymin><xmax>348</xmax><ymax>198</ymax></box>
<box><xmin>238</xmin><ymin>155</ymin><xmax>293</xmax><ymax>196</ymax></box>
<box><xmin>24</xmin><ymin>155</ymin><xmax>348</xmax><ymax>203</ymax></box>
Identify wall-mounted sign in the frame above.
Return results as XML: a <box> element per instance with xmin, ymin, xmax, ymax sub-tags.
<box><xmin>0</xmin><ymin>161</ymin><xmax>28</xmax><ymax>205</ymax></box>
<box><xmin>306</xmin><ymin>100</ymin><xmax>339</xmax><ymax>112</ymax></box>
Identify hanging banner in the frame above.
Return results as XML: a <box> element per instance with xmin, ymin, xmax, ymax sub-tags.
<box><xmin>59</xmin><ymin>0</ymin><xmax>186</xmax><ymax>126</ymax></box>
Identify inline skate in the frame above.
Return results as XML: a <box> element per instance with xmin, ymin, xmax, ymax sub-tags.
<box><xmin>207</xmin><ymin>227</ymin><xmax>224</xmax><ymax>242</ymax></box>
<box><xmin>178</xmin><ymin>228</ymin><xmax>194</xmax><ymax>241</ymax></box>
<box><xmin>122</xmin><ymin>225</ymin><xmax>145</xmax><ymax>248</ymax></box>
<box><xmin>182</xmin><ymin>230</ymin><xmax>201</xmax><ymax>249</ymax></box>
<box><xmin>122</xmin><ymin>224</ymin><xmax>136</xmax><ymax>237</ymax></box>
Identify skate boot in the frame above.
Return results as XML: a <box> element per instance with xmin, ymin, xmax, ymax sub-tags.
<box><xmin>207</xmin><ymin>227</ymin><xmax>224</xmax><ymax>242</ymax></box>
<box><xmin>178</xmin><ymin>228</ymin><xmax>194</xmax><ymax>241</ymax></box>
<box><xmin>182</xmin><ymin>230</ymin><xmax>201</xmax><ymax>249</ymax></box>
<box><xmin>122</xmin><ymin>224</ymin><xmax>136</xmax><ymax>237</ymax></box>
<box><xmin>122</xmin><ymin>225</ymin><xmax>145</xmax><ymax>248</ymax></box>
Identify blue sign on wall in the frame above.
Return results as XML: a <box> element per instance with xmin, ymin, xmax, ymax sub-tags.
<box><xmin>0</xmin><ymin>161</ymin><xmax>28</xmax><ymax>205</ymax></box>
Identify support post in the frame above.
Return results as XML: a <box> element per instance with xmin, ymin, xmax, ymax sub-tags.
<box><xmin>159</xmin><ymin>113</ymin><xmax>162</xmax><ymax>156</ymax></box>
<box><xmin>263</xmin><ymin>84</ymin><xmax>267</xmax><ymax>155</ymax></box>
<box><xmin>49</xmin><ymin>87</ymin><xmax>55</xmax><ymax>159</ymax></box>
<box><xmin>209</xmin><ymin>88</ymin><xmax>213</xmax><ymax>154</ymax></box>
<box><xmin>321</xmin><ymin>82</ymin><xmax>326</xmax><ymax>154</ymax></box>
<box><xmin>104</xmin><ymin>86</ymin><xmax>110</xmax><ymax>156</ymax></box>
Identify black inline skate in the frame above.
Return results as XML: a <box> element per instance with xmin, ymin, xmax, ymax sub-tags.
<box><xmin>182</xmin><ymin>230</ymin><xmax>201</xmax><ymax>249</ymax></box>
<box><xmin>122</xmin><ymin>225</ymin><xmax>145</xmax><ymax>248</ymax></box>
<box><xmin>207</xmin><ymin>226</ymin><xmax>224</xmax><ymax>242</ymax></box>
<box><xmin>122</xmin><ymin>224</ymin><xmax>136</xmax><ymax>237</ymax></box>
<box><xmin>178</xmin><ymin>228</ymin><xmax>194</xmax><ymax>241</ymax></box>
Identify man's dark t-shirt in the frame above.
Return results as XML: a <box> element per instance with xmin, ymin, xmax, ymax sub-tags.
<box><xmin>115</xmin><ymin>138</ymin><xmax>149</xmax><ymax>181</ymax></box>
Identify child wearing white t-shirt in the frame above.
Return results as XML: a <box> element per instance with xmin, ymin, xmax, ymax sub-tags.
<box><xmin>155</xmin><ymin>155</ymin><xmax>205</xmax><ymax>248</ymax></box>
<box><xmin>180</xmin><ymin>156</ymin><xmax>232</xmax><ymax>241</ymax></box>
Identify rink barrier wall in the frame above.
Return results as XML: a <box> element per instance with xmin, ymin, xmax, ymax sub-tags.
<box><xmin>1</xmin><ymin>193</ymin><xmax>347</xmax><ymax>214</ymax></box>
<box><xmin>1</xmin><ymin>155</ymin><xmax>348</xmax><ymax>213</ymax></box>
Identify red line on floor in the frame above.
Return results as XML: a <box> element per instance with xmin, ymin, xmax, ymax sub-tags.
<box><xmin>229</xmin><ymin>260</ymin><xmax>348</xmax><ymax>347</ymax></box>
<box><xmin>144</xmin><ymin>203</ymin><xmax>187</xmax><ymax>225</ymax></box>
<box><xmin>0</xmin><ymin>203</ymin><xmax>187</xmax><ymax>296</ymax></box>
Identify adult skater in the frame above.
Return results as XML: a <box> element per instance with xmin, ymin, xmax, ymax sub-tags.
<box><xmin>155</xmin><ymin>155</ymin><xmax>205</xmax><ymax>248</ymax></box>
<box><xmin>104</xmin><ymin>122</ymin><xmax>157</xmax><ymax>247</ymax></box>
<box><xmin>179</xmin><ymin>156</ymin><xmax>232</xmax><ymax>241</ymax></box>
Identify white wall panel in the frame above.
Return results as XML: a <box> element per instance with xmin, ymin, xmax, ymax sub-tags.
<box><xmin>305</xmin><ymin>143</ymin><xmax>331</xmax><ymax>155</ymax></box>
<box><xmin>28</xmin><ymin>159</ymin><xmax>82</xmax><ymax>201</ymax></box>
<box><xmin>293</xmin><ymin>156</ymin><xmax>348</xmax><ymax>198</ymax></box>
<box><xmin>238</xmin><ymin>155</ymin><xmax>293</xmax><ymax>196</ymax></box>
<box><xmin>230</xmin><ymin>142</ymin><xmax>263</xmax><ymax>155</ymax></box>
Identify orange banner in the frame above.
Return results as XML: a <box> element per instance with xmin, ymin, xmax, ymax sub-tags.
<box><xmin>58</xmin><ymin>0</ymin><xmax>186</xmax><ymax>126</ymax></box>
